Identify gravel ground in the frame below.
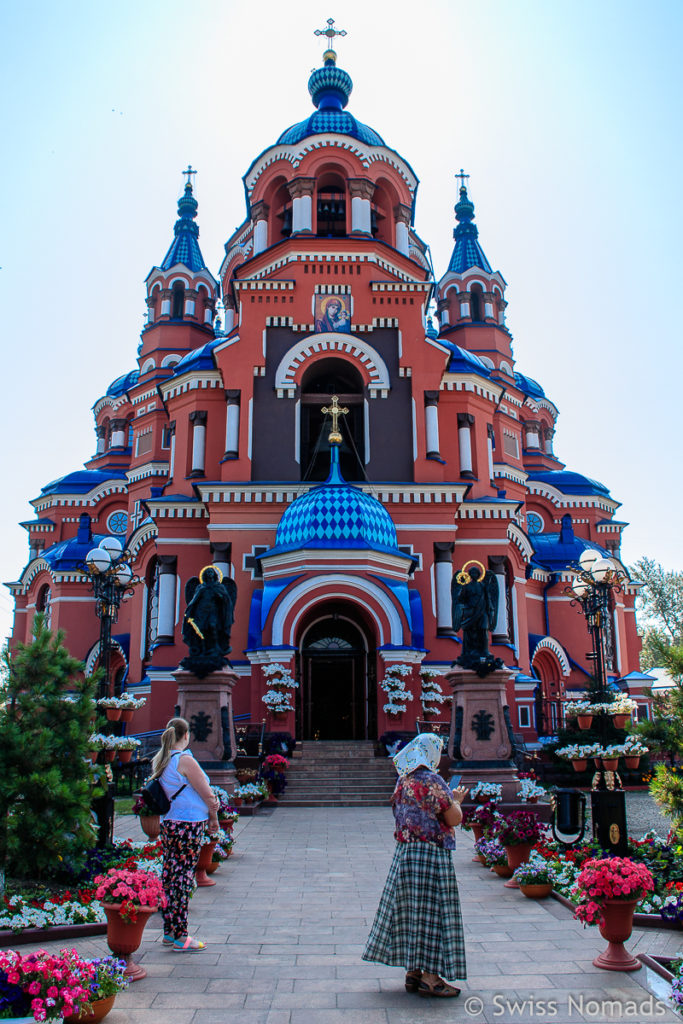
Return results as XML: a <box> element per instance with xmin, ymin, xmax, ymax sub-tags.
<box><xmin>583</xmin><ymin>789</ymin><xmax>673</xmax><ymax>839</ymax></box>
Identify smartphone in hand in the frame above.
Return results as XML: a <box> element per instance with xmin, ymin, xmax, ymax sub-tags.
<box><xmin>449</xmin><ymin>775</ymin><xmax>462</xmax><ymax>790</ymax></box>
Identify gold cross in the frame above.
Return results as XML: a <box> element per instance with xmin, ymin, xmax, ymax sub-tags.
<box><xmin>321</xmin><ymin>395</ymin><xmax>349</xmax><ymax>444</ymax></box>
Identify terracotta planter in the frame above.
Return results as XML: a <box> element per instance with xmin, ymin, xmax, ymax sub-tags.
<box><xmin>103</xmin><ymin>750</ymin><xmax>116</xmax><ymax>763</ymax></box>
<box><xmin>103</xmin><ymin>902</ymin><xmax>157</xmax><ymax>982</ymax></box>
<box><xmin>593</xmin><ymin>899</ymin><xmax>641</xmax><ymax>971</ymax></box>
<box><xmin>64</xmin><ymin>995</ymin><xmax>116</xmax><ymax>1024</ymax></box>
<box><xmin>593</xmin><ymin>757</ymin><xmax>602</xmax><ymax>769</ymax></box>
<box><xmin>471</xmin><ymin>825</ymin><xmax>484</xmax><ymax>842</ymax></box>
<box><xmin>504</xmin><ymin>842</ymin><xmax>534</xmax><ymax>888</ymax></box>
<box><xmin>612</xmin><ymin>714</ymin><xmax>629</xmax><ymax>729</ymax></box>
<box><xmin>520</xmin><ymin>883</ymin><xmax>552</xmax><ymax>899</ymax></box>
<box><xmin>118</xmin><ymin>749</ymin><xmax>133</xmax><ymax>764</ymax></box>
<box><xmin>571</xmin><ymin>758</ymin><xmax>588</xmax><ymax>772</ymax></box>
<box><xmin>206</xmin><ymin>861</ymin><xmax>219</xmax><ymax>874</ymax></box>
<box><xmin>232</xmin><ymin>796</ymin><xmax>242</xmax><ymax>808</ymax></box>
<box><xmin>602</xmin><ymin>758</ymin><xmax>619</xmax><ymax>771</ymax></box>
<box><xmin>475</xmin><ymin>794</ymin><xmax>490</xmax><ymax>804</ymax></box>
<box><xmin>139</xmin><ymin>814</ymin><xmax>160</xmax><ymax>840</ymax></box>
<box><xmin>195</xmin><ymin>840</ymin><xmax>217</xmax><ymax>887</ymax></box>
<box><xmin>492</xmin><ymin>863</ymin><xmax>514</xmax><ymax>878</ymax></box>
<box><xmin>526</xmin><ymin>796</ymin><xmax>539</xmax><ymax>804</ymax></box>
<box><xmin>625</xmin><ymin>756</ymin><xmax>641</xmax><ymax>770</ymax></box>
<box><xmin>120</xmin><ymin>708</ymin><xmax>134</xmax><ymax>722</ymax></box>
<box><xmin>576</xmin><ymin>714</ymin><xmax>593</xmax><ymax>730</ymax></box>
<box><xmin>89</xmin><ymin>750</ymin><xmax>99</xmax><ymax>763</ymax></box>
<box><xmin>105</xmin><ymin>708</ymin><xmax>122</xmax><ymax>722</ymax></box>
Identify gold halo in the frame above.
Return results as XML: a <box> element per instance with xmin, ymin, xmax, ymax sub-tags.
<box><xmin>320</xmin><ymin>295</ymin><xmax>345</xmax><ymax>315</ymax></box>
<box><xmin>456</xmin><ymin>559</ymin><xmax>487</xmax><ymax>584</ymax></box>
<box><xmin>199</xmin><ymin>564</ymin><xmax>223</xmax><ymax>584</ymax></box>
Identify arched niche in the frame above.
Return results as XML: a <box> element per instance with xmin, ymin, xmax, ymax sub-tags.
<box><xmin>300</xmin><ymin>358</ymin><xmax>365</xmax><ymax>481</ymax></box>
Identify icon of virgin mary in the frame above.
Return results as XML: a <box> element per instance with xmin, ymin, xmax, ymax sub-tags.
<box><xmin>315</xmin><ymin>295</ymin><xmax>351</xmax><ymax>334</ymax></box>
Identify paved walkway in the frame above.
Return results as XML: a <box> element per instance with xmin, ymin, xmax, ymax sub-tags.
<box><xmin>35</xmin><ymin>808</ymin><xmax>683</xmax><ymax>1023</ymax></box>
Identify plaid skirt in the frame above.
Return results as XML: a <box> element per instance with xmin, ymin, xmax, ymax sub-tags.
<box><xmin>362</xmin><ymin>841</ymin><xmax>467</xmax><ymax>979</ymax></box>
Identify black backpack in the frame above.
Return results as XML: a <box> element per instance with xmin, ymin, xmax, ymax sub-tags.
<box><xmin>141</xmin><ymin>756</ymin><xmax>187</xmax><ymax>815</ymax></box>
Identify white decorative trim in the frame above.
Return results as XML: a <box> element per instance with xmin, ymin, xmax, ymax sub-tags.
<box><xmin>507</xmin><ymin>522</ymin><xmax>534</xmax><ymax>560</ymax></box>
<box><xmin>274</xmin><ymin>333</ymin><xmax>390</xmax><ymax>395</ymax></box>
<box><xmin>531</xmin><ymin>636</ymin><xmax>571</xmax><ymax>677</ymax></box>
<box><xmin>127</xmin><ymin>520</ymin><xmax>158</xmax><ymax>558</ymax></box>
<box><xmin>85</xmin><ymin>638</ymin><xmax>128</xmax><ymax>675</ymax></box>
<box><xmin>126</xmin><ymin>461</ymin><xmax>169</xmax><ymax>483</ymax></box>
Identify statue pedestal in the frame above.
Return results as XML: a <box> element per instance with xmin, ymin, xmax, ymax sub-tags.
<box><xmin>446</xmin><ymin>666</ymin><xmax>519</xmax><ymax>801</ymax></box>
<box><xmin>173</xmin><ymin>668</ymin><xmax>238</xmax><ymax>792</ymax></box>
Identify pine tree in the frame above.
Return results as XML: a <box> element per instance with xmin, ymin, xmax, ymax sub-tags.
<box><xmin>0</xmin><ymin>614</ymin><xmax>98</xmax><ymax>883</ymax></box>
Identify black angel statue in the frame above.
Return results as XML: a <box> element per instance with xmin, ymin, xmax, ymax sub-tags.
<box><xmin>180</xmin><ymin>565</ymin><xmax>238</xmax><ymax>678</ymax></box>
<box><xmin>451</xmin><ymin>562</ymin><xmax>504</xmax><ymax>677</ymax></box>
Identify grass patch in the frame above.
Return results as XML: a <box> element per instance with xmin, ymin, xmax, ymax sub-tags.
<box><xmin>115</xmin><ymin>796</ymin><xmax>135</xmax><ymax>815</ymax></box>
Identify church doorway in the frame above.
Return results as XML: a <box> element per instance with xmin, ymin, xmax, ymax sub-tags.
<box><xmin>299</xmin><ymin>613</ymin><xmax>375</xmax><ymax>740</ymax></box>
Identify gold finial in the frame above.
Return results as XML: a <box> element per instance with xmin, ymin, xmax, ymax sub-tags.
<box><xmin>321</xmin><ymin>395</ymin><xmax>349</xmax><ymax>445</ymax></box>
<box><xmin>314</xmin><ymin>17</ymin><xmax>347</xmax><ymax>63</ymax></box>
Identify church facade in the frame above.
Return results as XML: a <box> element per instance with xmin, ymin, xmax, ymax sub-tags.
<box><xmin>7</xmin><ymin>36</ymin><xmax>648</xmax><ymax>746</ymax></box>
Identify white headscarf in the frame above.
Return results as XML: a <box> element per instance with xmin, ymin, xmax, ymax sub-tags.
<box><xmin>392</xmin><ymin>733</ymin><xmax>443</xmax><ymax>777</ymax></box>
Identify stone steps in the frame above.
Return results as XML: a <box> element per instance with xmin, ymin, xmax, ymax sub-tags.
<box><xmin>280</xmin><ymin>740</ymin><xmax>398</xmax><ymax>807</ymax></box>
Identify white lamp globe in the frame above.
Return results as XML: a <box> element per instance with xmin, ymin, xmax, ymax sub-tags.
<box><xmin>572</xmin><ymin>581</ymin><xmax>588</xmax><ymax>598</ymax></box>
<box><xmin>592</xmin><ymin>558</ymin><xmax>612</xmax><ymax>582</ymax></box>
<box><xmin>100</xmin><ymin>537</ymin><xmax>123</xmax><ymax>557</ymax></box>
<box><xmin>579</xmin><ymin>548</ymin><xmax>599</xmax><ymax>571</ymax></box>
<box><xmin>86</xmin><ymin>547</ymin><xmax>111</xmax><ymax>574</ymax></box>
<box><xmin>115</xmin><ymin>563</ymin><xmax>133</xmax><ymax>586</ymax></box>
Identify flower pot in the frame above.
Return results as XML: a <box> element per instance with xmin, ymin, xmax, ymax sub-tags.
<box><xmin>526</xmin><ymin>796</ymin><xmax>539</xmax><ymax>804</ymax></box>
<box><xmin>65</xmin><ymin>995</ymin><xmax>116</xmax><ymax>1024</ymax></box>
<box><xmin>105</xmin><ymin>708</ymin><xmax>122</xmax><ymax>722</ymax></box>
<box><xmin>611</xmin><ymin>714</ymin><xmax>629</xmax><ymax>729</ymax></box>
<box><xmin>471</xmin><ymin>825</ymin><xmax>484</xmax><ymax>842</ymax></box>
<box><xmin>602</xmin><ymin>758</ymin><xmax>619</xmax><ymax>771</ymax></box>
<box><xmin>118</xmin><ymin>749</ymin><xmax>133</xmax><ymax>764</ymax></box>
<box><xmin>520</xmin><ymin>883</ymin><xmax>552</xmax><ymax>899</ymax></box>
<box><xmin>593</xmin><ymin>758</ymin><xmax>602</xmax><ymax>769</ymax></box>
<box><xmin>593</xmin><ymin>899</ymin><xmax>641</xmax><ymax>971</ymax></box>
<box><xmin>571</xmin><ymin>758</ymin><xmax>588</xmax><ymax>772</ymax></box>
<box><xmin>475</xmin><ymin>794</ymin><xmax>489</xmax><ymax>804</ymax></box>
<box><xmin>120</xmin><ymin>709</ymin><xmax>134</xmax><ymax>722</ymax></box>
<box><xmin>576</xmin><ymin>714</ymin><xmax>593</xmax><ymax>730</ymax></box>
<box><xmin>195</xmin><ymin>840</ymin><xmax>218</xmax><ymax>887</ymax></box>
<box><xmin>625</xmin><ymin>756</ymin><xmax>641</xmax><ymax>770</ymax></box>
<box><xmin>89</xmin><ymin>750</ymin><xmax>99</xmax><ymax>763</ymax></box>
<box><xmin>104</xmin><ymin>750</ymin><xmax>116</xmax><ymax>763</ymax></box>
<box><xmin>206</xmin><ymin>861</ymin><xmax>219</xmax><ymax>875</ymax></box>
<box><xmin>139</xmin><ymin>814</ymin><xmax>161</xmax><ymax>840</ymax></box>
<box><xmin>232</xmin><ymin>796</ymin><xmax>242</xmax><ymax>807</ymax></box>
<box><xmin>504</xmin><ymin>843</ymin><xmax>534</xmax><ymax>888</ymax></box>
<box><xmin>103</xmin><ymin>902</ymin><xmax>157</xmax><ymax>982</ymax></box>
<box><xmin>492</xmin><ymin>863</ymin><xmax>514</xmax><ymax>878</ymax></box>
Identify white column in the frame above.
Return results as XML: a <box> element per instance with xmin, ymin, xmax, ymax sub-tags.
<box><xmin>157</xmin><ymin>557</ymin><xmax>177</xmax><ymax>642</ymax></box>
<box><xmin>525</xmin><ymin>423</ymin><xmax>541</xmax><ymax>449</ymax></box>
<box><xmin>184</xmin><ymin>298</ymin><xmax>196</xmax><ymax>317</ymax></box>
<box><xmin>211</xmin><ymin>543</ymin><xmax>231</xmax><ymax>583</ymax></box>
<box><xmin>489</xmin><ymin>557</ymin><xmax>510</xmax><ymax>641</ymax></box>
<box><xmin>457</xmin><ymin>414</ymin><xmax>474</xmax><ymax>474</ymax></box>
<box><xmin>96</xmin><ymin>426</ymin><xmax>106</xmax><ymax>455</ymax></box>
<box><xmin>351</xmin><ymin>196</ymin><xmax>372</xmax><ymax>233</ymax></box>
<box><xmin>253</xmin><ymin>219</ymin><xmax>268</xmax><ymax>255</ymax></box>
<box><xmin>190</xmin><ymin>411</ymin><xmax>207</xmax><ymax>474</ymax></box>
<box><xmin>424</xmin><ymin>392</ymin><xmax>440</xmax><ymax>458</ymax></box>
<box><xmin>110</xmin><ymin>419</ymin><xmax>126</xmax><ymax>448</ymax></box>
<box><xmin>204</xmin><ymin>305</ymin><xmax>213</xmax><ymax>324</ymax></box>
<box><xmin>292</xmin><ymin>195</ymin><xmax>313</xmax><ymax>233</ymax></box>
<box><xmin>460</xmin><ymin>299</ymin><xmax>470</xmax><ymax>318</ymax></box>
<box><xmin>224</xmin><ymin>304</ymin><xmax>235</xmax><ymax>333</ymax></box>
<box><xmin>169</xmin><ymin>427</ymin><xmax>176</xmax><ymax>479</ymax></box>
<box><xmin>543</xmin><ymin>427</ymin><xmax>554</xmax><ymax>454</ymax></box>
<box><xmin>484</xmin><ymin>301</ymin><xmax>494</xmax><ymax>318</ymax></box>
<box><xmin>225</xmin><ymin>390</ymin><xmax>240</xmax><ymax>459</ymax></box>
<box><xmin>487</xmin><ymin>424</ymin><xmax>495</xmax><ymax>480</ymax></box>
<box><xmin>434</xmin><ymin>542</ymin><xmax>455</xmax><ymax>634</ymax></box>
<box><xmin>160</xmin><ymin>298</ymin><xmax>171</xmax><ymax>316</ymax></box>
<box><xmin>396</xmin><ymin>220</ymin><xmax>409</xmax><ymax>255</ymax></box>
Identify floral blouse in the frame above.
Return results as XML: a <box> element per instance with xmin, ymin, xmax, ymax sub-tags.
<box><xmin>392</xmin><ymin>768</ymin><xmax>456</xmax><ymax>850</ymax></box>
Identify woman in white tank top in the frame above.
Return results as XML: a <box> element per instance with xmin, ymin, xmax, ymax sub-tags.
<box><xmin>151</xmin><ymin>717</ymin><xmax>219</xmax><ymax>951</ymax></box>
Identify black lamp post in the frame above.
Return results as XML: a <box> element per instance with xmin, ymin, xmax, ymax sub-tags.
<box><xmin>80</xmin><ymin>538</ymin><xmax>140</xmax><ymax>700</ymax></box>
<box><xmin>566</xmin><ymin>549</ymin><xmax>629</xmax><ymax>854</ymax></box>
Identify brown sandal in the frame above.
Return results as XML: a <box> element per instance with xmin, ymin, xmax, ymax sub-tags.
<box><xmin>418</xmin><ymin>978</ymin><xmax>461</xmax><ymax>998</ymax></box>
<box><xmin>405</xmin><ymin>970</ymin><xmax>422</xmax><ymax>992</ymax></box>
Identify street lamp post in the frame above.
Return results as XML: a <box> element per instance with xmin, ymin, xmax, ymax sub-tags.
<box><xmin>80</xmin><ymin>537</ymin><xmax>139</xmax><ymax>700</ymax></box>
<box><xmin>567</xmin><ymin>549</ymin><xmax>629</xmax><ymax>854</ymax></box>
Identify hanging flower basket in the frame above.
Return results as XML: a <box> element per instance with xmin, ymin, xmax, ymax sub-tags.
<box><xmin>104</xmin><ymin>750</ymin><xmax>116</xmax><ymax>763</ymax></box>
<box><xmin>118</xmin><ymin>749</ymin><xmax>133</xmax><ymax>764</ymax></box>
<box><xmin>602</xmin><ymin>757</ymin><xmax>619</xmax><ymax>771</ymax></box>
<box><xmin>571</xmin><ymin>758</ymin><xmax>588</xmax><ymax>772</ymax></box>
<box><xmin>625</xmin><ymin>756</ymin><xmax>641</xmax><ymax>770</ymax></box>
<box><xmin>612</xmin><ymin>713</ymin><xmax>629</xmax><ymax>729</ymax></box>
<box><xmin>120</xmin><ymin>709</ymin><xmax>134</xmax><ymax>723</ymax></box>
<box><xmin>106</xmin><ymin>708</ymin><xmax>122</xmax><ymax>722</ymax></box>
<box><xmin>576</xmin><ymin>714</ymin><xmax>593</xmax><ymax>730</ymax></box>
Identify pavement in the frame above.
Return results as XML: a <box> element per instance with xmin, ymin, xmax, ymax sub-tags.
<box><xmin>31</xmin><ymin>805</ymin><xmax>683</xmax><ymax>1023</ymax></box>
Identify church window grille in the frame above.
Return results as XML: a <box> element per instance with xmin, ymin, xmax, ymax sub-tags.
<box><xmin>502</xmin><ymin>430</ymin><xmax>519</xmax><ymax>459</ymax></box>
<box><xmin>136</xmin><ymin>431</ymin><xmax>153</xmax><ymax>457</ymax></box>
<box><xmin>518</xmin><ymin>705</ymin><xmax>531</xmax><ymax>728</ymax></box>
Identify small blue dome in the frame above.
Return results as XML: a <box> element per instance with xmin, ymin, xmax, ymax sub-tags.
<box><xmin>107</xmin><ymin>370</ymin><xmax>139</xmax><ymax>397</ymax></box>
<box><xmin>444</xmin><ymin>343</ymin><xmax>491</xmax><ymax>375</ymax></box>
<box><xmin>173</xmin><ymin>339</ymin><xmax>220</xmax><ymax>374</ymax></box>
<box><xmin>514</xmin><ymin>371</ymin><xmax>545</xmax><ymax>399</ymax></box>
<box><xmin>269</xmin><ymin>448</ymin><xmax>401</xmax><ymax>555</ymax></box>
<box><xmin>527</xmin><ymin>470</ymin><xmax>611</xmax><ymax>497</ymax></box>
<box><xmin>40</xmin><ymin>469</ymin><xmax>128</xmax><ymax>496</ymax></box>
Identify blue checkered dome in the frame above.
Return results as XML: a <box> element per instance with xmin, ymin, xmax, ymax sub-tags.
<box><xmin>270</xmin><ymin>447</ymin><xmax>401</xmax><ymax>555</ymax></box>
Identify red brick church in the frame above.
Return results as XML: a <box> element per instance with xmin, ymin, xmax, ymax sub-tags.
<box><xmin>6</xmin><ymin>27</ymin><xmax>649</xmax><ymax>747</ymax></box>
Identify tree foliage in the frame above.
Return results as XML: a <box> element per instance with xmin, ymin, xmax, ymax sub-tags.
<box><xmin>632</xmin><ymin>558</ymin><xmax>683</xmax><ymax>670</ymax></box>
<box><xmin>0</xmin><ymin>615</ymin><xmax>98</xmax><ymax>881</ymax></box>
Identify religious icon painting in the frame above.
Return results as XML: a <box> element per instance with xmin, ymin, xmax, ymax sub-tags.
<box><xmin>314</xmin><ymin>294</ymin><xmax>351</xmax><ymax>333</ymax></box>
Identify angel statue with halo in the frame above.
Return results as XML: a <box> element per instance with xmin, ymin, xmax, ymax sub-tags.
<box><xmin>451</xmin><ymin>561</ymin><xmax>504</xmax><ymax>677</ymax></box>
<box><xmin>180</xmin><ymin>565</ymin><xmax>238</xmax><ymax>678</ymax></box>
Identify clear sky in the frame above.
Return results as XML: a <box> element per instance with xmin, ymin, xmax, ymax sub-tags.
<box><xmin>1</xmin><ymin>0</ymin><xmax>681</xmax><ymax>645</ymax></box>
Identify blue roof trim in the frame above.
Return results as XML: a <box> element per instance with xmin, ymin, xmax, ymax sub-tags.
<box><xmin>172</xmin><ymin>338</ymin><xmax>221</xmax><ymax>375</ymax></box>
<box><xmin>514</xmin><ymin>371</ymin><xmax>546</xmax><ymax>399</ymax></box>
<box><xmin>260</xmin><ymin>575</ymin><xmax>304</xmax><ymax>630</ymax></box>
<box><xmin>442</xmin><ymin>341</ymin><xmax>492</xmax><ymax>375</ymax></box>
<box><xmin>106</xmin><ymin>369</ymin><xmax>139</xmax><ymax>397</ymax></box>
<box><xmin>278</xmin><ymin>110</ymin><xmax>384</xmax><ymax>146</ymax></box>
<box><xmin>40</xmin><ymin>469</ymin><xmax>128</xmax><ymax>496</ymax></box>
<box><xmin>408</xmin><ymin>589</ymin><xmax>424</xmax><ymax>649</ymax></box>
<box><xmin>527</xmin><ymin>470</ymin><xmax>611</xmax><ymax>497</ymax></box>
<box><xmin>248</xmin><ymin>590</ymin><xmax>264</xmax><ymax>649</ymax></box>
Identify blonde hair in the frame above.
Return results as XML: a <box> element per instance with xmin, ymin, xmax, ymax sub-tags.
<box><xmin>151</xmin><ymin>717</ymin><xmax>189</xmax><ymax>778</ymax></box>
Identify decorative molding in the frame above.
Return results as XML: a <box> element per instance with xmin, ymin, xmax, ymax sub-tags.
<box><xmin>531</xmin><ymin>636</ymin><xmax>571</xmax><ymax>677</ymax></box>
<box><xmin>274</xmin><ymin>333</ymin><xmax>390</xmax><ymax>396</ymax></box>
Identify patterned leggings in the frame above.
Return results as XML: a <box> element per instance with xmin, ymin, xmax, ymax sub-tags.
<box><xmin>160</xmin><ymin>819</ymin><xmax>206</xmax><ymax>939</ymax></box>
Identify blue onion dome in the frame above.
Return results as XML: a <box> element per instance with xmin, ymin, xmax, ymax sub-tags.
<box><xmin>448</xmin><ymin>184</ymin><xmax>492</xmax><ymax>274</ymax></box>
<box><xmin>514</xmin><ymin>371</ymin><xmax>546</xmax><ymax>399</ymax></box>
<box><xmin>268</xmin><ymin>447</ymin><xmax>403</xmax><ymax>556</ymax></box>
<box><xmin>442</xmin><ymin>342</ymin><xmax>491</xmax><ymax>375</ymax></box>
<box><xmin>40</xmin><ymin>469</ymin><xmax>128</xmax><ymax>496</ymax></box>
<box><xmin>161</xmin><ymin>182</ymin><xmax>206</xmax><ymax>272</ymax></box>
<box><xmin>526</xmin><ymin>470</ymin><xmax>611</xmax><ymax>497</ymax></box>
<box><xmin>172</xmin><ymin>338</ymin><xmax>221</xmax><ymax>375</ymax></box>
<box><xmin>107</xmin><ymin>369</ymin><xmax>139</xmax><ymax>397</ymax></box>
<box><xmin>277</xmin><ymin>53</ymin><xmax>384</xmax><ymax>147</ymax></box>
<box><xmin>425</xmin><ymin>317</ymin><xmax>439</xmax><ymax>340</ymax></box>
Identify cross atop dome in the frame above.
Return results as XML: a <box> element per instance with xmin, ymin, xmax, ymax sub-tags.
<box><xmin>314</xmin><ymin>17</ymin><xmax>347</xmax><ymax>64</ymax></box>
<box><xmin>182</xmin><ymin>164</ymin><xmax>197</xmax><ymax>190</ymax></box>
<box><xmin>455</xmin><ymin>168</ymin><xmax>470</xmax><ymax>194</ymax></box>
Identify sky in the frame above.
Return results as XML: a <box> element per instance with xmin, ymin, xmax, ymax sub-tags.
<box><xmin>1</xmin><ymin>0</ymin><xmax>682</xmax><ymax>646</ymax></box>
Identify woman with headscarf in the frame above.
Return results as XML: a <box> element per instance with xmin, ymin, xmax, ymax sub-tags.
<box><xmin>362</xmin><ymin>733</ymin><xmax>467</xmax><ymax>997</ymax></box>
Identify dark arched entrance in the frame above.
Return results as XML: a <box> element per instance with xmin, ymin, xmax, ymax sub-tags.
<box><xmin>299</xmin><ymin>613</ymin><xmax>376</xmax><ymax>740</ymax></box>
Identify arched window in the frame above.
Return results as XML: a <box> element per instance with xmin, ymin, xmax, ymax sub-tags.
<box><xmin>300</xmin><ymin>359</ymin><xmax>365</xmax><ymax>481</ymax></box>
<box><xmin>171</xmin><ymin>282</ymin><xmax>185</xmax><ymax>319</ymax></box>
<box><xmin>316</xmin><ymin>172</ymin><xmax>347</xmax><ymax>237</ymax></box>
<box><xmin>270</xmin><ymin>182</ymin><xmax>292</xmax><ymax>241</ymax></box>
<box><xmin>36</xmin><ymin>583</ymin><xmax>52</xmax><ymax>629</ymax></box>
<box><xmin>150</xmin><ymin>285</ymin><xmax>161</xmax><ymax>323</ymax></box>
<box><xmin>371</xmin><ymin>180</ymin><xmax>397</xmax><ymax>247</ymax></box>
<box><xmin>144</xmin><ymin>559</ymin><xmax>160</xmax><ymax>659</ymax></box>
<box><xmin>469</xmin><ymin>284</ymin><xmax>484</xmax><ymax>322</ymax></box>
